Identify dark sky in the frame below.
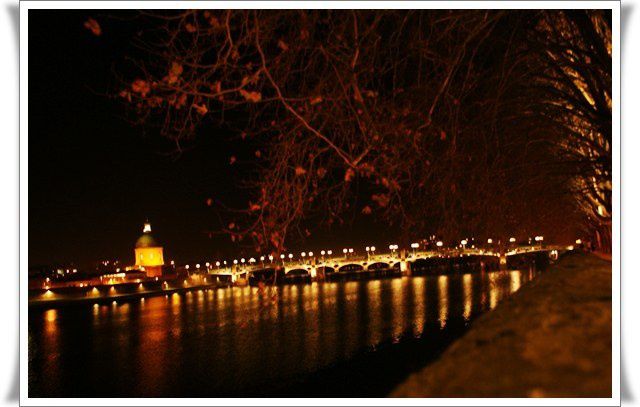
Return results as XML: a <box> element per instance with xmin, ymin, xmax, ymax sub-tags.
<box><xmin>28</xmin><ymin>10</ymin><xmax>384</xmax><ymax>267</ymax></box>
<box><xmin>28</xmin><ymin>10</ymin><xmax>237</xmax><ymax>266</ymax></box>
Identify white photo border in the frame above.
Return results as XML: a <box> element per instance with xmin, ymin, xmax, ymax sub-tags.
<box><xmin>18</xmin><ymin>1</ymin><xmax>621</xmax><ymax>406</ymax></box>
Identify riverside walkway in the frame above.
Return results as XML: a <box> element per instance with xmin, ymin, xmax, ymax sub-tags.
<box><xmin>391</xmin><ymin>252</ymin><xmax>612</xmax><ymax>398</ymax></box>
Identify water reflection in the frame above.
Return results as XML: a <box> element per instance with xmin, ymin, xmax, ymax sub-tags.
<box><xmin>462</xmin><ymin>273</ymin><xmax>472</xmax><ymax>322</ymax></box>
<box><xmin>438</xmin><ymin>275</ymin><xmax>448</xmax><ymax>328</ymax></box>
<box><xmin>29</xmin><ymin>267</ymin><xmax>539</xmax><ymax>397</ymax></box>
<box><xmin>510</xmin><ymin>270</ymin><xmax>522</xmax><ymax>294</ymax></box>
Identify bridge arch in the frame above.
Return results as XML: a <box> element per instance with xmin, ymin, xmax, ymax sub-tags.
<box><xmin>367</xmin><ymin>262</ymin><xmax>390</xmax><ymax>271</ymax></box>
<box><xmin>411</xmin><ymin>258</ymin><xmax>432</xmax><ymax>270</ymax></box>
<box><xmin>338</xmin><ymin>263</ymin><xmax>364</xmax><ymax>272</ymax></box>
<box><xmin>317</xmin><ymin>266</ymin><xmax>335</xmax><ymax>275</ymax></box>
<box><xmin>286</xmin><ymin>268</ymin><xmax>310</xmax><ymax>276</ymax></box>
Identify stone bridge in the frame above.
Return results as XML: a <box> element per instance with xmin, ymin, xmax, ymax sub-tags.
<box><xmin>207</xmin><ymin>246</ymin><xmax>562</xmax><ymax>283</ymax></box>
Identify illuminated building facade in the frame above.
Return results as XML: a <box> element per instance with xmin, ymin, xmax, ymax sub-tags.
<box><xmin>134</xmin><ymin>221</ymin><xmax>164</xmax><ymax>277</ymax></box>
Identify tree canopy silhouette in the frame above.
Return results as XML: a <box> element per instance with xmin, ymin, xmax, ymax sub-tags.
<box><xmin>109</xmin><ymin>9</ymin><xmax>612</xmax><ymax>252</ymax></box>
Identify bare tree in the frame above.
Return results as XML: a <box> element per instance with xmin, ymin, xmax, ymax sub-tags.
<box><xmin>112</xmin><ymin>10</ymin><xmax>604</xmax><ymax>252</ymax></box>
<box><xmin>530</xmin><ymin>10</ymin><xmax>612</xmax><ymax>250</ymax></box>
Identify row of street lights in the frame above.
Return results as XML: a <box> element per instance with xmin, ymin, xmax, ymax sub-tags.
<box><xmin>184</xmin><ymin>236</ymin><xmax>549</xmax><ymax>271</ymax></box>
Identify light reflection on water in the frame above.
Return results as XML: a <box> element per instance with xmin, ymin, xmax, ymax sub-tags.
<box><xmin>29</xmin><ymin>267</ymin><xmax>539</xmax><ymax>397</ymax></box>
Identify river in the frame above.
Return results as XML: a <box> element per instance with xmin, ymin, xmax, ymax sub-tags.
<box><xmin>29</xmin><ymin>266</ymin><xmax>539</xmax><ymax>397</ymax></box>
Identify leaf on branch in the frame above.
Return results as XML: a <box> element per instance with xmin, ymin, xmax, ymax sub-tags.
<box><xmin>358</xmin><ymin>162</ymin><xmax>375</xmax><ymax>177</ymax></box>
<box><xmin>270</xmin><ymin>232</ymin><xmax>282</xmax><ymax>249</ymax></box>
<box><xmin>175</xmin><ymin>93</ymin><xmax>187</xmax><ymax>109</ymax></box>
<box><xmin>344</xmin><ymin>168</ymin><xmax>356</xmax><ymax>182</ymax></box>
<box><xmin>206</xmin><ymin>198</ymin><xmax>213</xmax><ymax>206</ymax></box>
<box><xmin>277</xmin><ymin>40</ymin><xmax>289</xmax><ymax>52</ymax></box>
<box><xmin>192</xmin><ymin>103</ymin><xmax>208</xmax><ymax>115</ymax></box>
<box><xmin>255</xmin><ymin>150</ymin><xmax>262</xmax><ymax>158</ymax></box>
<box><xmin>295</xmin><ymin>166</ymin><xmax>307</xmax><ymax>176</ymax></box>
<box><xmin>361</xmin><ymin>205</ymin><xmax>373</xmax><ymax>215</ymax></box>
<box><xmin>249</xmin><ymin>203</ymin><xmax>261</xmax><ymax>212</ymax></box>
<box><xmin>208</xmin><ymin>15</ymin><xmax>221</xmax><ymax>29</ymax></box>
<box><xmin>440</xmin><ymin>130</ymin><xmax>447</xmax><ymax>140</ymax></box>
<box><xmin>185</xmin><ymin>23</ymin><xmax>196</xmax><ymax>33</ymax></box>
<box><xmin>83</xmin><ymin>18</ymin><xmax>102</xmax><ymax>36</ymax></box>
<box><xmin>310</xmin><ymin>96</ymin><xmax>323</xmax><ymax>105</ymax></box>
<box><xmin>317</xmin><ymin>167</ymin><xmax>327</xmax><ymax>179</ymax></box>
<box><xmin>228</xmin><ymin>222</ymin><xmax>236</xmax><ymax>230</ymax></box>
<box><xmin>229</xmin><ymin>155</ymin><xmax>237</xmax><ymax>165</ymax></box>
<box><xmin>372</xmin><ymin>193</ymin><xmax>390</xmax><ymax>208</ymax></box>
<box><xmin>118</xmin><ymin>90</ymin><xmax>131</xmax><ymax>102</ymax></box>
<box><xmin>239</xmin><ymin>89</ymin><xmax>262</xmax><ymax>103</ymax></box>
<box><xmin>165</xmin><ymin>62</ymin><xmax>183</xmax><ymax>85</ymax></box>
<box><xmin>353</xmin><ymin>87</ymin><xmax>364</xmax><ymax>103</ymax></box>
<box><xmin>210</xmin><ymin>81</ymin><xmax>222</xmax><ymax>94</ymax></box>
<box><xmin>131</xmin><ymin>79</ymin><xmax>150</xmax><ymax>97</ymax></box>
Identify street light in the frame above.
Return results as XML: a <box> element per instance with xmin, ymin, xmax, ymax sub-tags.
<box><xmin>509</xmin><ymin>237</ymin><xmax>516</xmax><ymax>243</ymax></box>
<box><xmin>308</xmin><ymin>252</ymin><xmax>313</xmax><ymax>257</ymax></box>
<box><xmin>436</xmin><ymin>241</ymin><xmax>443</xmax><ymax>248</ymax></box>
<box><xmin>327</xmin><ymin>250</ymin><xmax>333</xmax><ymax>256</ymax></box>
<box><xmin>411</xmin><ymin>242</ymin><xmax>419</xmax><ymax>257</ymax></box>
<box><xmin>460</xmin><ymin>239</ymin><xmax>468</xmax><ymax>250</ymax></box>
<box><xmin>487</xmin><ymin>238</ymin><xmax>493</xmax><ymax>244</ymax></box>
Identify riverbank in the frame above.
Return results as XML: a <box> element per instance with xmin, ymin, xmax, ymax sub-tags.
<box><xmin>392</xmin><ymin>252</ymin><xmax>612</xmax><ymax>397</ymax></box>
<box><xmin>28</xmin><ymin>282</ymin><xmax>225</xmax><ymax>309</ymax></box>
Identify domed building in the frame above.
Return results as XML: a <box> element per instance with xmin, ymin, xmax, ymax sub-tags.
<box><xmin>134</xmin><ymin>221</ymin><xmax>164</xmax><ymax>277</ymax></box>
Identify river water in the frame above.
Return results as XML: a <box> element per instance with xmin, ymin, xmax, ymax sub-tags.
<box><xmin>29</xmin><ymin>267</ymin><xmax>539</xmax><ymax>397</ymax></box>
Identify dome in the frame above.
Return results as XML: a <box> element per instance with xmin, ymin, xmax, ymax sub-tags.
<box><xmin>135</xmin><ymin>233</ymin><xmax>159</xmax><ymax>248</ymax></box>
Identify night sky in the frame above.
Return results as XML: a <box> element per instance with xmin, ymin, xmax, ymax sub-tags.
<box><xmin>28</xmin><ymin>10</ymin><xmax>383</xmax><ymax>267</ymax></box>
<box><xmin>29</xmin><ymin>10</ymin><xmax>231</xmax><ymax>266</ymax></box>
